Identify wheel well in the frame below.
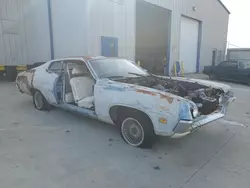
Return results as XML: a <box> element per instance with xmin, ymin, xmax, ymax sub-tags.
<box><xmin>109</xmin><ymin>105</ymin><xmax>153</xmax><ymax>125</ymax></box>
<box><xmin>30</xmin><ymin>88</ymin><xmax>37</xmax><ymax>95</ymax></box>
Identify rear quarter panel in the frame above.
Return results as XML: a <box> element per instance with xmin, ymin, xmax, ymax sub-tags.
<box><xmin>16</xmin><ymin>70</ymin><xmax>36</xmax><ymax>95</ymax></box>
<box><xmin>94</xmin><ymin>79</ymin><xmax>181</xmax><ymax>135</ymax></box>
<box><xmin>17</xmin><ymin>62</ymin><xmax>59</xmax><ymax>105</ymax></box>
<box><xmin>32</xmin><ymin>66</ymin><xmax>58</xmax><ymax>104</ymax></box>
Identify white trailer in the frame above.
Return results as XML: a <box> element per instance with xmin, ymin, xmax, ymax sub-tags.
<box><xmin>0</xmin><ymin>0</ymin><xmax>52</xmax><ymax>80</ymax></box>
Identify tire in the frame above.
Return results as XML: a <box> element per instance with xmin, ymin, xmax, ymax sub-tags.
<box><xmin>6</xmin><ymin>66</ymin><xmax>17</xmax><ymax>82</ymax></box>
<box><xmin>118</xmin><ymin>110</ymin><xmax>155</xmax><ymax>148</ymax></box>
<box><xmin>33</xmin><ymin>90</ymin><xmax>49</xmax><ymax>111</ymax></box>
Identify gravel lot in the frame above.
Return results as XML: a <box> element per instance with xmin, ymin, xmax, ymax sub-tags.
<box><xmin>0</xmin><ymin>80</ymin><xmax>250</xmax><ymax>188</ymax></box>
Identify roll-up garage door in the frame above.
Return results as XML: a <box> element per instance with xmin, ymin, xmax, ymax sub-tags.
<box><xmin>180</xmin><ymin>16</ymin><xmax>199</xmax><ymax>73</ymax></box>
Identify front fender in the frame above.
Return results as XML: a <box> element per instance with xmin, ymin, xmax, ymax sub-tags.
<box><xmin>94</xmin><ymin>80</ymin><xmax>181</xmax><ymax>135</ymax></box>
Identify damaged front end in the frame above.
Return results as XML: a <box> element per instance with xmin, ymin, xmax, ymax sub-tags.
<box><xmin>173</xmin><ymin>90</ymin><xmax>235</xmax><ymax>137</ymax></box>
<box><xmin>116</xmin><ymin>75</ymin><xmax>235</xmax><ymax>136</ymax></box>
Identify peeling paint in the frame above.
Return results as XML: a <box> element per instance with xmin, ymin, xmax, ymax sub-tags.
<box><xmin>136</xmin><ymin>89</ymin><xmax>157</xmax><ymax>96</ymax></box>
<box><xmin>133</xmin><ymin>86</ymin><xmax>174</xmax><ymax>104</ymax></box>
<box><xmin>160</xmin><ymin>94</ymin><xmax>174</xmax><ymax>104</ymax></box>
<box><xmin>16</xmin><ymin>70</ymin><xmax>35</xmax><ymax>95</ymax></box>
<box><xmin>103</xmin><ymin>85</ymin><xmax>126</xmax><ymax>92</ymax></box>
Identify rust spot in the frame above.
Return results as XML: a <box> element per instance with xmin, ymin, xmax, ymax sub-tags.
<box><xmin>30</xmin><ymin>70</ymin><xmax>35</xmax><ymax>88</ymax></box>
<box><xmin>17</xmin><ymin>70</ymin><xmax>35</xmax><ymax>95</ymax></box>
<box><xmin>132</xmin><ymin>86</ymin><xmax>174</xmax><ymax>104</ymax></box>
<box><xmin>136</xmin><ymin>89</ymin><xmax>157</xmax><ymax>96</ymax></box>
<box><xmin>160</xmin><ymin>94</ymin><xmax>174</xmax><ymax>104</ymax></box>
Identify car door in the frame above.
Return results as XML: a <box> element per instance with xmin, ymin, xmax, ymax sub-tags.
<box><xmin>216</xmin><ymin>61</ymin><xmax>238</xmax><ymax>80</ymax></box>
<box><xmin>237</xmin><ymin>61</ymin><xmax>250</xmax><ymax>82</ymax></box>
<box><xmin>34</xmin><ymin>61</ymin><xmax>63</xmax><ymax>104</ymax></box>
<box><xmin>224</xmin><ymin>61</ymin><xmax>239</xmax><ymax>81</ymax></box>
<box><xmin>214</xmin><ymin>61</ymin><xmax>229</xmax><ymax>79</ymax></box>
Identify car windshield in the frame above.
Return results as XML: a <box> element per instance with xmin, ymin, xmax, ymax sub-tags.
<box><xmin>89</xmin><ymin>58</ymin><xmax>149</xmax><ymax>79</ymax></box>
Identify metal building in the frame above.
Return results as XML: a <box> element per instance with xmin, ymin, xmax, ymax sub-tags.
<box><xmin>227</xmin><ymin>48</ymin><xmax>250</xmax><ymax>61</ymax></box>
<box><xmin>0</xmin><ymin>0</ymin><xmax>230</xmax><ymax>76</ymax></box>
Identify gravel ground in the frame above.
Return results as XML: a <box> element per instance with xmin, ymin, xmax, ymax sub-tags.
<box><xmin>0</xmin><ymin>80</ymin><xmax>250</xmax><ymax>188</ymax></box>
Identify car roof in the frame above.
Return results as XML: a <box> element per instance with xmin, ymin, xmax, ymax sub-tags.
<box><xmin>48</xmin><ymin>56</ymin><xmax>116</xmax><ymax>62</ymax></box>
<box><xmin>48</xmin><ymin>56</ymin><xmax>128</xmax><ymax>64</ymax></box>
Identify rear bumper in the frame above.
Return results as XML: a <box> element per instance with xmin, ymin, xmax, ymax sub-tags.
<box><xmin>172</xmin><ymin>94</ymin><xmax>236</xmax><ymax>138</ymax></box>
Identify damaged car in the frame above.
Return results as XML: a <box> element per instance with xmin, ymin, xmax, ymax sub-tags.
<box><xmin>16</xmin><ymin>57</ymin><xmax>235</xmax><ymax>148</ymax></box>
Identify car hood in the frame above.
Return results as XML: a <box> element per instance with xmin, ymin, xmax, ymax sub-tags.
<box><xmin>169</xmin><ymin>77</ymin><xmax>231</xmax><ymax>93</ymax></box>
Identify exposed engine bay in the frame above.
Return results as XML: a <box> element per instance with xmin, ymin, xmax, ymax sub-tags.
<box><xmin>116</xmin><ymin>75</ymin><xmax>224</xmax><ymax>115</ymax></box>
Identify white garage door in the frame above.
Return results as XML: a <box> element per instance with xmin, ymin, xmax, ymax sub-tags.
<box><xmin>180</xmin><ymin>16</ymin><xmax>199</xmax><ymax>73</ymax></box>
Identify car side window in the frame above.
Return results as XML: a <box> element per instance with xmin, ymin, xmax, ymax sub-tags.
<box><xmin>239</xmin><ymin>61</ymin><xmax>250</xmax><ymax>69</ymax></box>
<box><xmin>219</xmin><ymin>61</ymin><xmax>238</xmax><ymax>68</ymax></box>
<box><xmin>65</xmin><ymin>60</ymin><xmax>91</xmax><ymax>78</ymax></box>
<box><xmin>48</xmin><ymin>61</ymin><xmax>63</xmax><ymax>75</ymax></box>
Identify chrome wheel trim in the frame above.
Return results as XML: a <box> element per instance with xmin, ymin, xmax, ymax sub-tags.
<box><xmin>34</xmin><ymin>92</ymin><xmax>44</xmax><ymax>109</ymax></box>
<box><xmin>121</xmin><ymin>118</ymin><xmax>144</xmax><ymax>147</ymax></box>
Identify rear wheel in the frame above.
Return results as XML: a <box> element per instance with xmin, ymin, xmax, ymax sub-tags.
<box><xmin>33</xmin><ymin>90</ymin><xmax>49</xmax><ymax>110</ymax></box>
<box><xmin>118</xmin><ymin>110</ymin><xmax>155</xmax><ymax>148</ymax></box>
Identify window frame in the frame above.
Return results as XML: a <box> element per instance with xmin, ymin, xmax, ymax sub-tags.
<box><xmin>219</xmin><ymin>61</ymin><xmax>238</xmax><ymax>68</ymax></box>
<box><xmin>64</xmin><ymin>60</ymin><xmax>91</xmax><ymax>79</ymax></box>
<box><xmin>88</xmin><ymin>58</ymin><xmax>149</xmax><ymax>79</ymax></box>
<box><xmin>48</xmin><ymin>60</ymin><xmax>64</xmax><ymax>75</ymax></box>
<box><xmin>63</xmin><ymin>59</ymin><xmax>98</xmax><ymax>81</ymax></box>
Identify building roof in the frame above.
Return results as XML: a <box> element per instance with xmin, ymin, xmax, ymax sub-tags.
<box><xmin>218</xmin><ymin>0</ymin><xmax>230</xmax><ymax>14</ymax></box>
<box><xmin>228</xmin><ymin>48</ymin><xmax>250</xmax><ymax>51</ymax></box>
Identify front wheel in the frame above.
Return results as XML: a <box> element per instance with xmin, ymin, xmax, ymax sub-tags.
<box><xmin>33</xmin><ymin>90</ymin><xmax>49</xmax><ymax>110</ymax></box>
<box><xmin>118</xmin><ymin>110</ymin><xmax>155</xmax><ymax>148</ymax></box>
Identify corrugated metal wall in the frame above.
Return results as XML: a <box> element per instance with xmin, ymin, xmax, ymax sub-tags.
<box><xmin>86</xmin><ymin>0</ymin><xmax>135</xmax><ymax>60</ymax></box>
<box><xmin>0</xmin><ymin>0</ymin><xmax>229</xmax><ymax>71</ymax></box>
<box><xmin>85</xmin><ymin>0</ymin><xmax>228</xmax><ymax>73</ymax></box>
<box><xmin>51</xmin><ymin>0</ymin><xmax>88</xmax><ymax>58</ymax></box>
<box><xmin>50</xmin><ymin>0</ymin><xmax>135</xmax><ymax>60</ymax></box>
<box><xmin>227</xmin><ymin>49</ymin><xmax>250</xmax><ymax>60</ymax></box>
<box><xmin>142</xmin><ymin>0</ymin><xmax>229</xmax><ymax>73</ymax></box>
<box><xmin>0</xmin><ymin>0</ymin><xmax>26</xmax><ymax>66</ymax></box>
<box><xmin>22</xmin><ymin>0</ymin><xmax>51</xmax><ymax>64</ymax></box>
<box><xmin>135</xmin><ymin>0</ymin><xmax>171</xmax><ymax>74</ymax></box>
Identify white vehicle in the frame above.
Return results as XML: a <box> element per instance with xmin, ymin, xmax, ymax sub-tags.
<box><xmin>16</xmin><ymin>57</ymin><xmax>235</xmax><ymax>148</ymax></box>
